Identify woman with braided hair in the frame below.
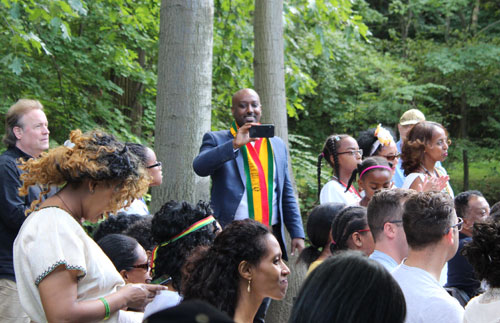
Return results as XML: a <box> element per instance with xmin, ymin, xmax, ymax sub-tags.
<box><xmin>13</xmin><ymin>129</ymin><xmax>165</xmax><ymax>322</ymax></box>
<box><xmin>318</xmin><ymin>134</ymin><xmax>362</xmax><ymax>205</ymax></box>
<box><xmin>330</xmin><ymin>206</ymin><xmax>374</xmax><ymax>256</ymax></box>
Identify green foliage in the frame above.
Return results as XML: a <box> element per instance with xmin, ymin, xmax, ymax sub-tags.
<box><xmin>0</xmin><ymin>0</ymin><xmax>159</xmax><ymax>145</ymax></box>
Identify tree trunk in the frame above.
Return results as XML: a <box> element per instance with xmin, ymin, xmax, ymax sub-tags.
<box><xmin>471</xmin><ymin>0</ymin><xmax>480</xmax><ymax>35</ymax></box>
<box><xmin>152</xmin><ymin>0</ymin><xmax>213</xmax><ymax>213</ymax></box>
<box><xmin>459</xmin><ymin>92</ymin><xmax>467</xmax><ymax>139</ymax></box>
<box><xmin>254</xmin><ymin>0</ymin><xmax>288</xmax><ymax>145</ymax></box>
<box><xmin>254</xmin><ymin>1</ymin><xmax>305</xmax><ymax>322</ymax></box>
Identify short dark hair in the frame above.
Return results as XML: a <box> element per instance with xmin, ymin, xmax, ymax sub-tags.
<box><xmin>97</xmin><ymin>234</ymin><xmax>139</xmax><ymax>272</ymax></box>
<box><xmin>367</xmin><ymin>189</ymin><xmax>414</xmax><ymax>242</ymax></box>
<box><xmin>462</xmin><ymin>220</ymin><xmax>500</xmax><ymax>288</ymax></box>
<box><xmin>92</xmin><ymin>213</ymin><xmax>143</xmax><ymax>242</ymax></box>
<box><xmin>125</xmin><ymin>142</ymin><xmax>148</xmax><ymax>166</ymax></box>
<box><xmin>454</xmin><ymin>190</ymin><xmax>484</xmax><ymax>219</ymax></box>
<box><xmin>403</xmin><ymin>192</ymin><xmax>455</xmax><ymax>250</ymax></box>
<box><xmin>151</xmin><ymin>200</ymin><xmax>218</xmax><ymax>291</ymax></box>
<box><xmin>123</xmin><ymin>216</ymin><xmax>154</xmax><ymax>251</ymax></box>
<box><xmin>182</xmin><ymin>219</ymin><xmax>271</xmax><ymax>318</ymax></box>
<box><xmin>298</xmin><ymin>203</ymin><xmax>345</xmax><ymax>267</ymax></box>
<box><xmin>491</xmin><ymin>201</ymin><xmax>500</xmax><ymax>222</ymax></box>
<box><xmin>330</xmin><ymin>206</ymin><xmax>368</xmax><ymax>253</ymax></box>
<box><xmin>290</xmin><ymin>251</ymin><xmax>406</xmax><ymax>323</ymax></box>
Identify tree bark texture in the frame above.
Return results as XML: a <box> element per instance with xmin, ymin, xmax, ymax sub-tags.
<box><xmin>254</xmin><ymin>0</ymin><xmax>288</xmax><ymax>146</ymax></box>
<box><xmin>254</xmin><ymin>1</ymin><xmax>306</xmax><ymax>322</ymax></box>
<box><xmin>152</xmin><ymin>0</ymin><xmax>213</xmax><ymax>213</ymax></box>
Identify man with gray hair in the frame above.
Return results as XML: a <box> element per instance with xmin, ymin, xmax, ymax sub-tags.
<box><xmin>0</xmin><ymin>99</ymin><xmax>50</xmax><ymax>322</ymax></box>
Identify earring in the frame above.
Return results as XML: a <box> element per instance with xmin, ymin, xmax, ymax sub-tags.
<box><xmin>247</xmin><ymin>279</ymin><xmax>251</xmax><ymax>293</ymax></box>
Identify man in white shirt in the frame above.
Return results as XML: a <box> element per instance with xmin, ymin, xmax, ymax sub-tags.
<box><xmin>367</xmin><ymin>189</ymin><xmax>413</xmax><ymax>272</ymax></box>
<box><xmin>392</xmin><ymin>191</ymin><xmax>464</xmax><ymax>323</ymax></box>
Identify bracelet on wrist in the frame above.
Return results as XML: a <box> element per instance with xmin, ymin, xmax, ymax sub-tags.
<box><xmin>99</xmin><ymin>297</ymin><xmax>110</xmax><ymax>320</ymax></box>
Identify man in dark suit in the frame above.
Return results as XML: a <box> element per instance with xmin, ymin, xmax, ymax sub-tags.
<box><xmin>193</xmin><ymin>88</ymin><xmax>305</xmax><ymax>259</ymax></box>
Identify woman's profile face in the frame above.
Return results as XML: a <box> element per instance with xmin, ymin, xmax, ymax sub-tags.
<box><xmin>145</xmin><ymin>148</ymin><xmax>163</xmax><ymax>187</ymax></box>
<box><xmin>377</xmin><ymin>142</ymin><xmax>399</xmax><ymax>172</ymax></box>
<box><xmin>124</xmin><ymin>244</ymin><xmax>151</xmax><ymax>284</ymax></box>
<box><xmin>424</xmin><ymin>126</ymin><xmax>449</xmax><ymax>163</ymax></box>
<box><xmin>250</xmin><ymin>234</ymin><xmax>290</xmax><ymax>300</ymax></box>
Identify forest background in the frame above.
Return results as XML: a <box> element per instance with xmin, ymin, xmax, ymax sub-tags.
<box><xmin>1</xmin><ymin>0</ymin><xmax>500</xmax><ymax>216</ymax></box>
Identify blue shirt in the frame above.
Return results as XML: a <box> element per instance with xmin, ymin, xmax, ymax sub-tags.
<box><xmin>369</xmin><ymin>249</ymin><xmax>399</xmax><ymax>272</ymax></box>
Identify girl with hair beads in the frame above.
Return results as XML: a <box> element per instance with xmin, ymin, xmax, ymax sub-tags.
<box><xmin>344</xmin><ymin>156</ymin><xmax>393</xmax><ymax>207</ymax></box>
<box><xmin>318</xmin><ymin>134</ymin><xmax>362</xmax><ymax>205</ymax></box>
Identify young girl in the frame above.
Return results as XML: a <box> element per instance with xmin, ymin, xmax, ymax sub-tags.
<box><xmin>330</xmin><ymin>206</ymin><xmax>374</xmax><ymax>256</ymax></box>
<box><xmin>318</xmin><ymin>134</ymin><xmax>362</xmax><ymax>205</ymax></box>
<box><xmin>297</xmin><ymin>203</ymin><xmax>345</xmax><ymax>275</ymax></box>
<box><xmin>357</xmin><ymin>124</ymin><xmax>399</xmax><ymax>175</ymax></box>
<box><xmin>345</xmin><ymin>157</ymin><xmax>393</xmax><ymax>207</ymax></box>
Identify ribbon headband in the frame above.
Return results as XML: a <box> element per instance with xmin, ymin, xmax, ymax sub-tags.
<box><xmin>160</xmin><ymin>215</ymin><xmax>215</xmax><ymax>247</ymax></box>
<box><xmin>369</xmin><ymin>124</ymin><xmax>394</xmax><ymax>156</ymax></box>
<box><xmin>360</xmin><ymin>165</ymin><xmax>392</xmax><ymax>179</ymax></box>
<box><xmin>150</xmin><ymin>215</ymin><xmax>216</xmax><ymax>276</ymax></box>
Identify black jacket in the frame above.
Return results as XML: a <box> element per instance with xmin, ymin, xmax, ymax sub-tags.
<box><xmin>0</xmin><ymin>146</ymin><xmax>45</xmax><ymax>281</ymax></box>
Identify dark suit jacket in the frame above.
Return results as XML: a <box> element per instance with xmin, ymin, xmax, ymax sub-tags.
<box><xmin>193</xmin><ymin>130</ymin><xmax>304</xmax><ymax>257</ymax></box>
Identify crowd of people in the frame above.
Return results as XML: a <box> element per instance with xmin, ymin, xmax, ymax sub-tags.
<box><xmin>1</xmin><ymin>93</ymin><xmax>499</xmax><ymax>323</ymax></box>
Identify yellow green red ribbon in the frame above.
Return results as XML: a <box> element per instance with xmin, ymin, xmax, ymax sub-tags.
<box><xmin>230</xmin><ymin>121</ymin><xmax>274</xmax><ymax>227</ymax></box>
<box><xmin>150</xmin><ymin>215</ymin><xmax>215</xmax><ymax>276</ymax></box>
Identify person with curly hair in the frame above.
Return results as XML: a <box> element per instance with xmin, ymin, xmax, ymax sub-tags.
<box><xmin>92</xmin><ymin>212</ymin><xmax>143</xmax><ymax>242</ymax></box>
<box><xmin>143</xmin><ymin>200</ymin><xmax>219</xmax><ymax>319</ymax></box>
<box><xmin>318</xmin><ymin>134</ymin><xmax>362</xmax><ymax>205</ymax></box>
<box><xmin>462</xmin><ymin>220</ymin><xmax>500</xmax><ymax>322</ymax></box>
<box><xmin>357</xmin><ymin>124</ymin><xmax>399</xmax><ymax>174</ymax></box>
<box><xmin>400</xmin><ymin>121</ymin><xmax>453</xmax><ymax>197</ymax></box>
<box><xmin>289</xmin><ymin>251</ymin><xmax>406</xmax><ymax>323</ymax></box>
<box><xmin>123</xmin><ymin>216</ymin><xmax>155</xmax><ymax>252</ymax></box>
<box><xmin>330</xmin><ymin>206</ymin><xmax>374</xmax><ymax>256</ymax></box>
<box><xmin>13</xmin><ymin>129</ymin><xmax>165</xmax><ymax>322</ymax></box>
<box><xmin>297</xmin><ymin>203</ymin><xmax>345</xmax><ymax>275</ymax></box>
<box><xmin>182</xmin><ymin>219</ymin><xmax>290</xmax><ymax>322</ymax></box>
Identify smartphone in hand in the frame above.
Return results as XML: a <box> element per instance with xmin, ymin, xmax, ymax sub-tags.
<box><xmin>249</xmin><ymin>124</ymin><xmax>275</xmax><ymax>138</ymax></box>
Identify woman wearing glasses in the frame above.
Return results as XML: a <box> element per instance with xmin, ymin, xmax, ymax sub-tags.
<box><xmin>120</xmin><ymin>143</ymin><xmax>163</xmax><ymax>215</ymax></box>
<box><xmin>400</xmin><ymin>121</ymin><xmax>453</xmax><ymax>197</ymax></box>
<box><xmin>13</xmin><ymin>130</ymin><xmax>165</xmax><ymax>322</ymax></box>
<box><xmin>330</xmin><ymin>206</ymin><xmax>374</xmax><ymax>256</ymax></box>
<box><xmin>357</xmin><ymin>124</ymin><xmax>400</xmax><ymax>175</ymax></box>
<box><xmin>97</xmin><ymin>234</ymin><xmax>152</xmax><ymax>284</ymax></box>
<box><xmin>318</xmin><ymin>134</ymin><xmax>362</xmax><ymax>205</ymax></box>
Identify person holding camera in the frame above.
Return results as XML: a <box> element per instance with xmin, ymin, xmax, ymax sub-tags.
<box><xmin>193</xmin><ymin>88</ymin><xmax>304</xmax><ymax>262</ymax></box>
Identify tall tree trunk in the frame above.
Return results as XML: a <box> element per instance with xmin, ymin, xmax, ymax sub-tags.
<box><xmin>471</xmin><ymin>0</ymin><xmax>480</xmax><ymax>35</ymax></box>
<box><xmin>152</xmin><ymin>0</ymin><xmax>213</xmax><ymax>213</ymax></box>
<box><xmin>254</xmin><ymin>1</ymin><xmax>305</xmax><ymax>322</ymax></box>
<box><xmin>459</xmin><ymin>92</ymin><xmax>467</xmax><ymax>139</ymax></box>
<box><xmin>254</xmin><ymin>0</ymin><xmax>288</xmax><ymax>145</ymax></box>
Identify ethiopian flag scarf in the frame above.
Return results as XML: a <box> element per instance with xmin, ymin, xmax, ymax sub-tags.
<box><xmin>230</xmin><ymin>121</ymin><xmax>274</xmax><ymax>227</ymax></box>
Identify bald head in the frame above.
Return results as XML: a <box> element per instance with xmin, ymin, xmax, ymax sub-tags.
<box><xmin>231</xmin><ymin>88</ymin><xmax>262</xmax><ymax>127</ymax></box>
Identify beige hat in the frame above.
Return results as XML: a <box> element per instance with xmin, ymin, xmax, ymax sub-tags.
<box><xmin>399</xmin><ymin>109</ymin><xmax>425</xmax><ymax>126</ymax></box>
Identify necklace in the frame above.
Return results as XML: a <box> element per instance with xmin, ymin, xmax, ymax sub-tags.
<box><xmin>55</xmin><ymin>193</ymin><xmax>75</xmax><ymax>215</ymax></box>
<box><xmin>421</xmin><ymin>165</ymin><xmax>435</xmax><ymax>177</ymax></box>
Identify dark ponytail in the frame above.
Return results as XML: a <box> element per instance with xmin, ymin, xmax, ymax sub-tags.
<box><xmin>330</xmin><ymin>206</ymin><xmax>367</xmax><ymax>253</ymax></box>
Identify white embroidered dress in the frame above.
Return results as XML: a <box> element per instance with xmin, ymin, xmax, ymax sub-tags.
<box><xmin>13</xmin><ymin>207</ymin><xmax>133</xmax><ymax>323</ymax></box>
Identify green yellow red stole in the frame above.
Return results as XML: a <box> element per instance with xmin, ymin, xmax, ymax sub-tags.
<box><xmin>230</xmin><ymin>121</ymin><xmax>274</xmax><ymax>227</ymax></box>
